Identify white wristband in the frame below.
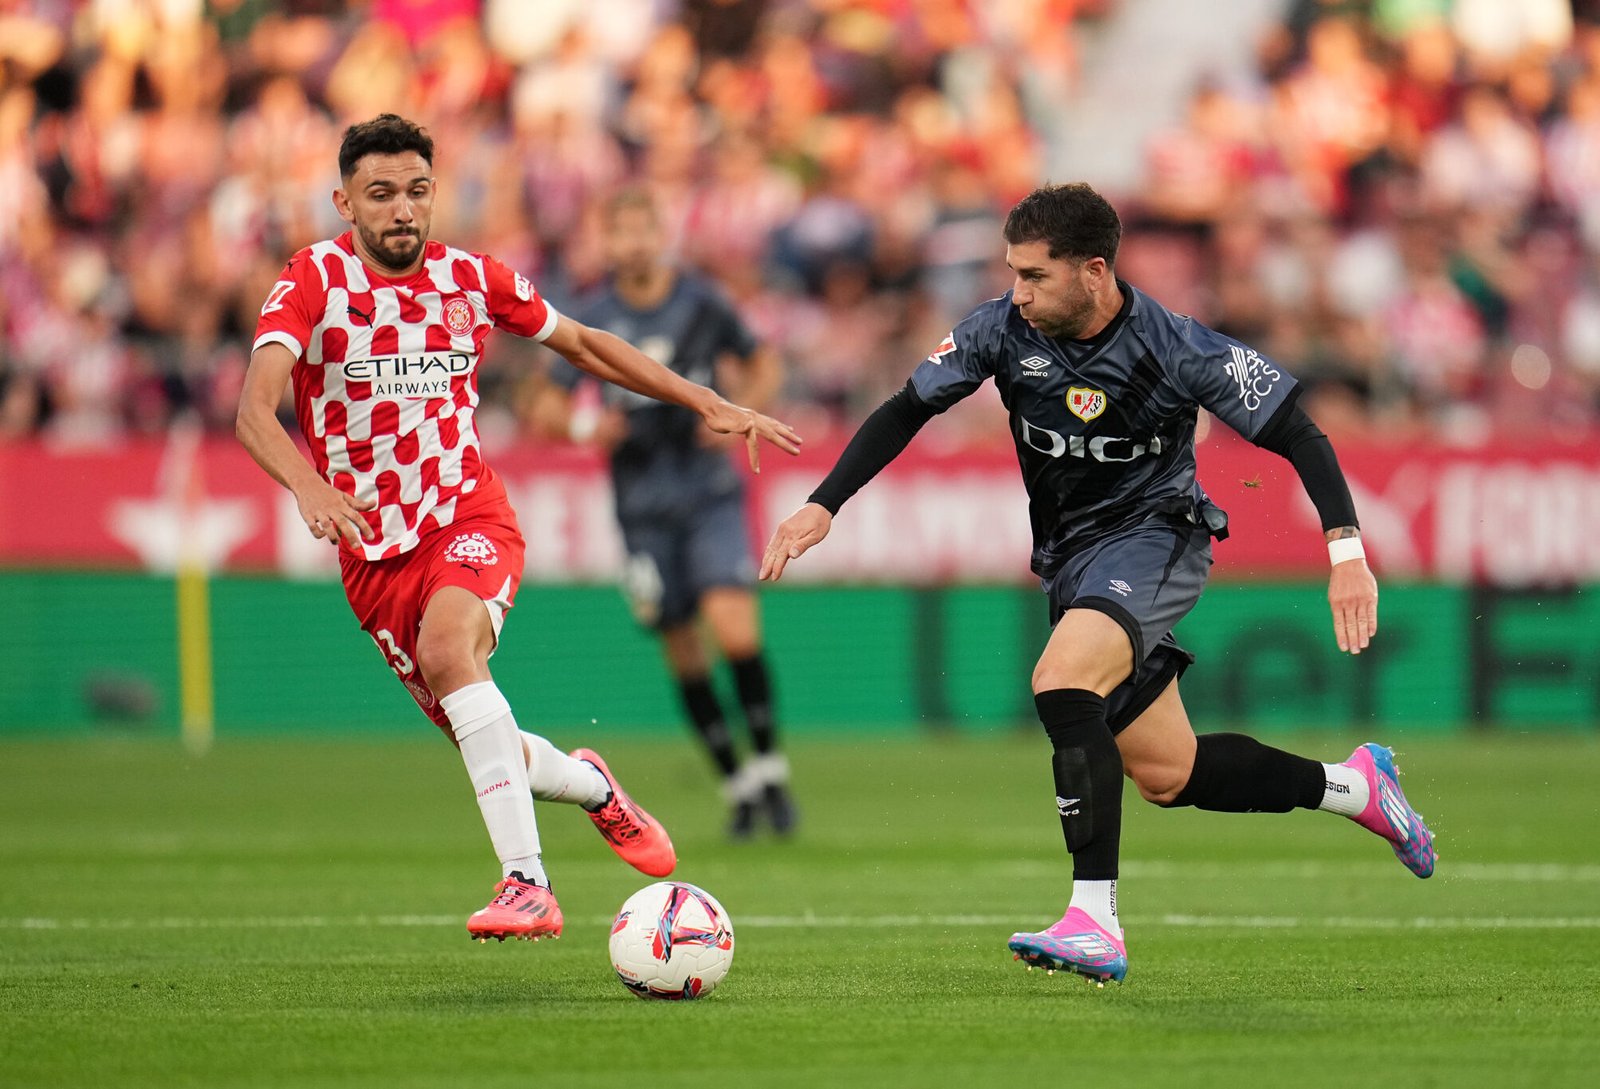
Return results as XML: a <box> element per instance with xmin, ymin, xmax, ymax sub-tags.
<box><xmin>1327</xmin><ymin>537</ymin><xmax>1366</xmax><ymax>566</ymax></box>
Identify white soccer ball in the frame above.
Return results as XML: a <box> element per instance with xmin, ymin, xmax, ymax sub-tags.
<box><xmin>608</xmin><ymin>881</ymin><xmax>735</xmax><ymax>1000</ymax></box>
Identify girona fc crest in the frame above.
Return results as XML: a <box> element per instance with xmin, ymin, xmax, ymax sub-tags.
<box><xmin>443</xmin><ymin>297</ymin><xmax>475</xmax><ymax>336</ymax></box>
<box><xmin>1066</xmin><ymin>386</ymin><xmax>1107</xmax><ymax>422</ymax></box>
<box><xmin>443</xmin><ymin>532</ymin><xmax>499</xmax><ymax>566</ymax></box>
<box><xmin>404</xmin><ymin>678</ymin><xmax>436</xmax><ymax>709</ymax></box>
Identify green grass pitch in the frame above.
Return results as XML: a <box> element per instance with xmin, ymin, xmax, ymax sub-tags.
<box><xmin>3</xmin><ymin>730</ymin><xmax>1599</xmax><ymax>1088</ymax></box>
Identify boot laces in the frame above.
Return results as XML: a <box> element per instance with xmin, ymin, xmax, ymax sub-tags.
<box><xmin>491</xmin><ymin>879</ymin><xmax>536</xmax><ymax>908</ymax></box>
<box><xmin>594</xmin><ymin>799</ymin><xmax>644</xmax><ymax>843</ymax></box>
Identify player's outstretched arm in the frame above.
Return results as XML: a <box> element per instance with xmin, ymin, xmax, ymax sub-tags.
<box><xmin>236</xmin><ymin>342</ymin><xmax>376</xmax><ymax>548</ymax></box>
<box><xmin>1247</xmin><ymin>398</ymin><xmax>1377</xmax><ymax>654</ymax></box>
<box><xmin>541</xmin><ymin>314</ymin><xmax>800</xmax><ymax>471</ymax></box>
<box><xmin>760</xmin><ymin>503</ymin><xmax>832</xmax><ymax>582</ymax></box>
<box><xmin>1327</xmin><ymin>527</ymin><xmax>1378</xmax><ymax>654</ymax></box>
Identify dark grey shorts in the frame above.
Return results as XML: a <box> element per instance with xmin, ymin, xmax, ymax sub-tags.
<box><xmin>1042</xmin><ymin>517</ymin><xmax>1209</xmax><ymax>732</ymax></box>
<box><xmin>618</xmin><ymin>491</ymin><xmax>757</xmax><ymax>630</ymax></box>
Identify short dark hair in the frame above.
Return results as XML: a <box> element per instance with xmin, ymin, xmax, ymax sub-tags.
<box><xmin>338</xmin><ymin>114</ymin><xmax>434</xmax><ymax>179</ymax></box>
<box><xmin>1003</xmin><ymin>183</ymin><xmax>1121</xmax><ymax>266</ymax></box>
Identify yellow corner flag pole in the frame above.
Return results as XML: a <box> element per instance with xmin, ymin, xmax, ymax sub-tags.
<box><xmin>171</xmin><ymin>416</ymin><xmax>214</xmax><ymax>755</ymax></box>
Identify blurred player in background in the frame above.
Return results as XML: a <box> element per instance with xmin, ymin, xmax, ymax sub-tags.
<box><xmin>236</xmin><ymin>115</ymin><xmax>800</xmax><ymax>942</ymax></box>
<box><xmin>763</xmin><ymin>183</ymin><xmax>1435</xmax><ymax>984</ymax></box>
<box><xmin>533</xmin><ymin>189</ymin><xmax>797</xmax><ymax>840</ymax></box>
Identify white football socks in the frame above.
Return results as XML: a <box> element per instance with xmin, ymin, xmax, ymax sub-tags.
<box><xmin>520</xmin><ymin>731</ymin><xmax>609</xmax><ymax>809</ymax></box>
<box><xmin>1070</xmin><ymin>879</ymin><xmax>1121</xmax><ymax>939</ymax></box>
<box><xmin>1319</xmin><ymin>761</ymin><xmax>1370</xmax><ymax>817</ymax></box>
<box><xmin>440</xmin><ymin>682</ymin><xmax>546</xmax><ymax>885</ymax></box>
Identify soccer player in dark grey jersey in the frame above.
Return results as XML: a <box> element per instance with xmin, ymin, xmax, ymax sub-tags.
<box><xmin>536</xmin><ymin>189</ymin><xmax>797</xmax><ymax>839</ymax></box>
<box><xmin>762</xmin><ymin>183</ymin><xmax>1436</xmax><ymax>983</ymax></box>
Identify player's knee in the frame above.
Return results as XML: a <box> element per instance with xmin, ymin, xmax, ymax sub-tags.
<box><xmin>716</xmin><ymin>634</ymin><xmax>761</xmax><ymax>661</ymax></box>
<box><xmin>1031</xmin><ymin>660</ymin><xmax>1073</xmax><ymax>694</ymax></box>
<box><xmin>1032</xmin><ymin>660</ymin><xmax>1115</xmax><ymax>696</ymax></box>
<box><xmin>414</xmin><ymin>625</ymin><xmax>470</xmax><ymax>692</ymax></box>
<box><xmin>1128</xmin><ymin>761</ymin><xmax>1189</xmax><ymax>806</ymax></box>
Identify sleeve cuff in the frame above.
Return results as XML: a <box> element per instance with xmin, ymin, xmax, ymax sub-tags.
<box><xmin>252</xmin><ymin>330</ymin><xmax>304</xmax><ymax>358</ymax></box>
<box><xmin>532</xmin><ymin>304</ymin><xmax>560</xmax><ymax>343</ymax></box>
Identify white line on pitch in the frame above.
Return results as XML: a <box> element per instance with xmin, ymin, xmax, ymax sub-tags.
<box><xmin>5</xmin><ymin>914</ymin><xmax>1600</xmax><ymax>932</ymax></box>
<box><xmin>1121</xmin><ymin>861</ymin><xmax>1600</xmax><ymax>882</ymax></box>
<box><xmin>990</xmin><ymin>861</ymin><xmax>1600</xmax><ymax>882</ymax></box>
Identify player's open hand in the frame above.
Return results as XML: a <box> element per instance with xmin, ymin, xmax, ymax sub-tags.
<box><xmin>700</xmin><ymin>398</ymin><xmax>801</xmax><ymax>473</ymax></box>
<box><xmin>760</xmin><ymin>502</ymin><xmax>832</xmax><ymax>582</ymax></box>
<box><xmin>1329</xmin><ymin>557</ymin><xmax>1378</xmax><ymax>653</ymax></box>
<box><xmin>295</xmin><ymin>481</ymin><xmax>378</xmax><ymax>548</ymax></box>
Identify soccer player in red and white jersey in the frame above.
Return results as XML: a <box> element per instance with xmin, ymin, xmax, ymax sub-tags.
<box><xmin>237</xmin><ymin>114</ymin><xmax>802</xmax><ymax>943</ymax></box>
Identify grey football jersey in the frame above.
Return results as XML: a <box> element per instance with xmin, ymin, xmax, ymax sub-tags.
<box><xmin>550</xmin><ymin>273</ymin><xmax>759</xmax><ymax>520</ymax></box>
<box><xmin>909</xmin><ymin>282</ymin><xmax>1297</xmax><ymax>575</ymax></box>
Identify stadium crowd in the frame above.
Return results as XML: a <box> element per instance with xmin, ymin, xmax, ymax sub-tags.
<box><xmin>2</xmin><ymin>0</ymin><xmax>1599</xmax><ymax>449</ymax></box>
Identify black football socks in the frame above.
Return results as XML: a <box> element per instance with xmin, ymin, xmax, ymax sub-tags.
<box><xmin>729</xmin><ymin>653</ymin><xmax>778</xmax><ymax>755</ymax></box>
<box><xmin>1036</xmin><ymin>688</ymin><xmax>1123</xmax><ymax>881</ymax></box>
<box><xmin>1165</xmin><ymin>732</ymin><xmax>1324</xmax><ymax>813</ymax></box>
<box><xmin>676</xmin><ymin>675</ymin><xmax>740</xmax><ymax>777</ymax></box>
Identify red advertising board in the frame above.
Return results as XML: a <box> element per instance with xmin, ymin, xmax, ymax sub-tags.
<box><xmin>3</xmin><ymin>430</ymin><xmax>1598</xmax><ymax>585</ymax></box>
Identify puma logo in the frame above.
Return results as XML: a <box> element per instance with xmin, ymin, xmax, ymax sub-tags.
<box><xmin>347</xmin><ymin>303</ymin><xmax>375</xmax><ymax>326</ymax></box>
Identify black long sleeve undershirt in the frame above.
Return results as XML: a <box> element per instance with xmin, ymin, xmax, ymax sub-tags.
<box><xmin>1251</xmin><ymin>392</ymin><xmax>1360</xmax><ymax>532</ymax></box>
<box><xmin>808</xmin><ymin>382</ymin><xmax>937</xmax><ymax>514</ymax></box>
<box><xmin>807</xmin><ymin>379</ymin><xmax>1359</xmax><ymax>534</ymax></box>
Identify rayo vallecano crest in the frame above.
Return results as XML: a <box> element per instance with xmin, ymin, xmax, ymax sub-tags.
<box><xmin>1066</xmin><ymin>386</ymin><xmax>1107</xmax><ymax>421</ymax></box>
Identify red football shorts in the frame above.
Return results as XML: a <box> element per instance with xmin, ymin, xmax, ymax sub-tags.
<box><xmin>339</xmin><ymin>486</ymin><xmax>526</xmax><ymax>737</ymax></box>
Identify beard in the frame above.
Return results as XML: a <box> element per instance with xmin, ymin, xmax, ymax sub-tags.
<box><xmin>1032</xmin><ymin>288</ymin><xmax>1099</xmax><ymax>339</ymax></box>
<box><xmin>359</xmin><ymin>224</ymin><xmax>424</xmax><ymax>271</ymax></box>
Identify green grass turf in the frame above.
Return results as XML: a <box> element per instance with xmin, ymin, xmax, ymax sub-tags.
<box><xmin>2</xmin><ymin>730</ymin><xmax>1599</xmax><ymax>1089</ymax></box>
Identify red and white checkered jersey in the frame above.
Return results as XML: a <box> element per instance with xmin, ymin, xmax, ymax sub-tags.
<box><xmin>252</xmin><ymin>231</ymin><xmax>559</xmax><ymax>560</ymax></box>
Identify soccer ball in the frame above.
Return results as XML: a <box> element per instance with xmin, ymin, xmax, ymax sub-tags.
<box><xmin>608</xmin><ymin>881</ymin><xmax>735</xmax><ymax>1000</ymax></box>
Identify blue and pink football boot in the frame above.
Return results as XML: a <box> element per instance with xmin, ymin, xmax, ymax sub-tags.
<box><xmin>1008</xmin><ymin>907</ymin><xmax>1128</xmax><ymax>984</ymax></box>
<box><xmin>1344</xmin><ymin>742</ymin><xmax>1436</xmax><ymax>878</ymax></box>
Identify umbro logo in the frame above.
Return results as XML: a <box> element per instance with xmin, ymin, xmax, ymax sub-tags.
<box><xmin>1021</xmin><ymin>355</ymin><xmax>1050</xmax><ymax>378</ymax></box>
<box><xmin>1109</xmin><ymin>579</ymin><xmax>1132</xmax><ymax>597</ymax></box>
<box><xmin>1056</xmin><ymin>796</ymin><xmax>1081</xmax><ymax>816</ymax></box>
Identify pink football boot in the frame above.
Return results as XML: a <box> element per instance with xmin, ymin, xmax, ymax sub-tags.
<box><xmin>1008</xmin><ymin>907</ymin><xmax>1128</xmax><ymax>983</ymax></box>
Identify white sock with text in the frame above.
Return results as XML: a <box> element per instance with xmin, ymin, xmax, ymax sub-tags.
<box><xmin>1069</xmin><ymin>879</ymin><xmax>1121</xmax><ymax>939</ymax></box>
<box><xmin>1319</xmin><ymin>762</ymin><xmax>1370</xmax><ymax>817</ymax></box>
<box><xmin>441</xmin><ymin>682</ymin><xmax>546</xmax><ymax>885</ymax></box>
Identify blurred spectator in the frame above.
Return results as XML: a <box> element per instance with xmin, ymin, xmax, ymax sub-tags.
<box><xmin>1141</xmin><ymin>81</ymin><xmax>1261</xmax><ymax>227</ymax></box>
<box><xmin>3</xmin><ymin>0</ymin><xmax>1600</xmax><ymax>448</ymax></box>
<box><xmin>1420</xmin><ymin>84</ymin><xmax>1542</xmax><ymax>211</ymax></box>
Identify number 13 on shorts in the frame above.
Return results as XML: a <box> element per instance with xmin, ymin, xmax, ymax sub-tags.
<box><xmin>372</xmin><ymin>628</ymin><xmax>414</xmax><ymax>676</ymax></box>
